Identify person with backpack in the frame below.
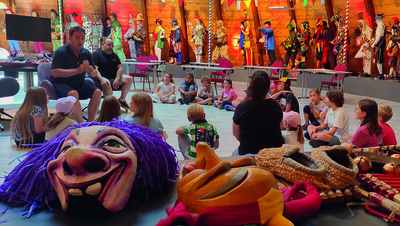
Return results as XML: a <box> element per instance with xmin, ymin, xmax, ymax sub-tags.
<box><xmin>176</xmin><ymin>103</ymin><xmax>220</xmax><ymax>160</ymax></box>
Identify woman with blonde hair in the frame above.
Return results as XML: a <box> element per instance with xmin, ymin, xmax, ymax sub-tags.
<box><xmin>97</xmin><ymin>96</ymin><xmax>121</xmax><ymax>123</ymax></box>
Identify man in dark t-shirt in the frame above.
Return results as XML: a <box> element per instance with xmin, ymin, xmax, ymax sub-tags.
<box><xmin>92</xmin><ymin>37</ymin><xmax>133</xmax><ymax>110</ymax></box>
<box><xmin>51</xmin><ymin>26</ymin><xmax>101</xmax><ymax>123</ymax></box>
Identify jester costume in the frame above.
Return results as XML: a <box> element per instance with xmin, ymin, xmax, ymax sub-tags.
<box><xmin>110</xmin><ymin>12</ymin><xmax>126</xmax><ymax>62</ymax></box>
<box><xmin>124</xmin><ymin>15</ymin><xmax>137</xmax><ymax>59</ymax></box>
<box><xmin>386</xmin><ymin>17</ymin><xmax>400</xmax><ymax>79</ymax></box>
<box><xmin>312</xmin><ymin>19</ymin><xmax>331</xmax><ymax>69</ymax></box>
<box><xmin>331</xmin><ymin>15</ymin><xmax>349</xmax><ymax>66</ymax></box>
<box><xmin>372</xmin><ymin>14</ymin><xmax>386</xmax><ymax>79</ymax></box>
<box><xmin>82</xmin><ymin>13</ymin><xmax>93</xmax><ymax>52</ymax></box>
<box><xmin>91</xmin><ymin>13</ymin><xmax>103</xmax><ymax>52</ymax></box>
<box><xmin>134</xmin><ymin>14</ymin><xmax>146</xmax><ymax>58</ymax></box>
<box><xmin>260</xmin><ymin>21</ymin><xmax>276</xmax><ymax>65</ymax></box>
<box><xmin>211</xmin><ymin>20</ymin><xmax>229</xmax><ymax>63</ymax></box>
<box><xmin>295</xmin><ymin>22</ymin><xmax>310</xmax><ymax>69</ymax></box>
<box><xmin>241</xmin><ymin>20</ymin><xmax>253</xmax><ymax>66</ymax></box>
<box><xmin>283</xmin><ymin>21</ymin><xmax>299</xmax><ymax>68</ymax></box>
<box><xmin>169</xmin><ymin>19</ymin><xmax>182</xmax><ymax>64</ymax></box>
<box><xmin>152</xmin><ymin>19</ymin><xmax>165</xmax><ymax>61</ymax></box>
<box><xmin>50</xmin><ymin>9</ymin><xmax>62</xmax><ymax>52</ymax></box>
<box><xmin>354</xmin><ymin>15</ymin><xmax>373</xmax><ymax>77</ymax></box>
<box><xmin>3</xmin><ymin>7</ymin><xmax>23</xmax><ymax>56</ymax></box>
<box><xmin>191</xmin><ymin>17</ymin><xmax>205</xmax><ymax>63</ymax></box>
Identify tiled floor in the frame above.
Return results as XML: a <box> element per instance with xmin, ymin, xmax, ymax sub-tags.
<box><xmin>2</xmin><ymin>74</ymin><xmax>400</xmax><ymax>165</ymax></box>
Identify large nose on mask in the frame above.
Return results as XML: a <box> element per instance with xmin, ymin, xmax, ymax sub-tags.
<box><xmin>63</xmin><ymin>147</ymin><xmax>108</xmax><ymax>175</ymax></box>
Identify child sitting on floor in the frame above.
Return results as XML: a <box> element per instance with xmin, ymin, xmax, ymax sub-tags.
<box><xmin>97</xmin><ymin>96</ymin><xmax>121</xmax><ymax>123</ymax></box>
<box><xmin>378</xmin><ymin>105</ymin><xmax>397</xmax><ymax>145</ymax></box>
<box><xmin>151</xmin><ymin>72</ymin><xmax>176</xmax><ymax>103</ymax></box>
<box><xmin>178</xmin><ymin>72</ymin><xmax>198</xmax><ymax>105</ymax></box>
<box><xmin>176</xmin><ymin>103</ymin><xmax>220</xmax><ymax>159</ymax></box>
<box><xmin>213</xmin><ymin>79</ymin><xmax>237</xmax><ymax>110</ymax></box>
<box><xmin>45</xmin><ymin>96</ymin><xmax>77</xmax><ymax>141</ymax></box>
<box><xmin>195</xmin><ymin>75</ymin><xmax>214</xmax><ymax>105</ymax></box>
<box><xmin>303</xmin><ymin>88</ymin><xmax>328</xmax><ymax>130</ymax></box>
<box><xmin>281</xmin><ymin>111</ymin><xmax>305</xmax><ymax>152</ymax></box>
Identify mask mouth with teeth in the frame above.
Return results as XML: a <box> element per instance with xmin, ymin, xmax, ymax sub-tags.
<box><xmin>0</xmin><ymin>120</ymin><xmax>178</xmax><ymax>216</ymax></box>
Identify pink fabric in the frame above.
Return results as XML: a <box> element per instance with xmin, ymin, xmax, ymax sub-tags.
<box><xmin>351</xmin><ymin>125</ymin><xmax>383</xmax><ymax>148</ymax></box>
<box><xmin>380</xmin><ymin>123</ymin><xmax>397</xmax><ymax>145</ymax></box>
<box><xmin>222</xmin><ymin>88</ymin><xmax>237</xmax><ymax>101</ymax></box>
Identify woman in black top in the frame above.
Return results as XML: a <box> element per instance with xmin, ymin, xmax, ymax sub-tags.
<box><xmin>233</xmin><ymin>71</ymin><xmax>284</xmax><ymax>155</ymax></box>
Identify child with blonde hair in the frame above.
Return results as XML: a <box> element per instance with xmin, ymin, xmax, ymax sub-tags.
<box><xmin>378</xmin><ymin>105</ymin><xmax>397</xmax><ymax>145</ymax></box>
<box><xmin>127</xmin><ymin>93</ymin><xmax>165</xmax><ymax>137</ymax></box>
<box><xmin>97</xmin><ymin>96</ymin><xmax>121</xmax><ymax>123</ymax></box>
<box><xmin>178</xmin><ymin>72</ymin><xmax>198</xmax><ymax>105</ymax></box>
<box><xmin>11</xmin><ymin>87</ymin><xmax>49</xmax><ymax>147</ymax></box>
<box><xmin>151</xmin><ymin>72</ymin><xmax>176</xmax><ymax>103</ymax></box>
<box><xmin>282</xmin><ymin>111</ymin><xmax>305</xmax><ymax>152</ymax></box>
<box><xmin>45</xmin><ymin>96</ymin><xmax>77</xmax><ymax>141</ymax></box>
<box><xmin>195</xmin><ymin>75</ymin><xmax>214</xmax><ymax>105</ymax></box>
<box><xmin>213</xmin><ymin>79</ymin><xmax>237</xmax><ymax>110</ymax></box>
<box><xmin>176</xmin><ymin>103</ymin><xmax>219</xmax><ymax>159</ymax></box>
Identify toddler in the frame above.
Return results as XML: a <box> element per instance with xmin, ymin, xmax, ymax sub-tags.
<box><xmin>45</xmin><ymin>96</ymin><xmax>77</xmax><ymax>141</ymax></box>
<box><xmin>178</xmin><ymin>72</ymin><xmax>198</xmax><ymax>105</ymax></box>
<box><xmin>97</xmin><ymin>96</ymin><xmax>121</xmax><ymax>123</ymax></box>
<box><xmin>195</xmin><ymin>75</ymin><xmax>214</xmax><ymax>105</ymax></box>
<box><xmin>151</xmin><ymin>73</ymin><xmax>176</xmax><ymax>103</ymax></box>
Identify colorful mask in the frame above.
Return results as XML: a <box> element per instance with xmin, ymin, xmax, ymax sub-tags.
<box><xmin>0</xmin><ymin>120</ymin><xmax>178</xmax><ymax>216</ymax></box>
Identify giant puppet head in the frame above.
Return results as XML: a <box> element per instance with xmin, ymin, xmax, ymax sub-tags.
<box><xmin>0</xmin><ymin>120</ymin><xmax>178</xmax><ymax>215</ymax></box>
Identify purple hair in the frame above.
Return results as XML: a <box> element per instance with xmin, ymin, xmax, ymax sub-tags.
<box><xmin>0</xmin><ymin>119</ymin><xmax>178</xmax><ymax>216</ymax></box>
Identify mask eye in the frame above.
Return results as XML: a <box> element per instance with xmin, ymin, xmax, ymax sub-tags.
<box><xmin>103</xmin><ymin>140</ymin><xmax>121</xmax><ymax>148</ymax></box>
<box><xmin>100</xmin><ymin>139</ymin><xmax>128</xmax><ymax>153</ymax></box>
<box><xmin>61</xmin><ymin>145</ymin><xmax>72</xmax><ymax>153</ymax></box>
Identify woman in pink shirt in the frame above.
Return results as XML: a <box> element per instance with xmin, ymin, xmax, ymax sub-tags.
<box><xmin>213</xmin><ymin>79</ymin><xmax>237</xmax><ymax>110</ymax></box>
<box><xmin>351</xmin><ymin>99</ymin><xmax>383</xmax><ymax>148</ymax></box>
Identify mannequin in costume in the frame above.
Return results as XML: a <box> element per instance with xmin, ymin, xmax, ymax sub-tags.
<box><xmin>372</xmin><ymin>14</ymin><xmax>386</xmax><ymax>80</ymax></box>
<box><xmin>312</xmin><ymin>19</ymin><xmax>331</xmax><ymax>69</ymax></box>
<box><xmin>104</xmin><ymin>17</ymin><xmax>112</xmax><ymax>37</ymax></box>
<box><xmin>322</xmin><ymin>21</ymin><xmax>332</xmax><ymax>69</ymax></box>
<box><xmin>238</xmin><ymin>24</ymin><xmax>247</xmax><ymax>65</ymax></box>
<box><xmin>386</xmin><ymin>17</ymin><xmax>400</xmax><ymax>79</ymax></box>
<box><xmin>354</xmin><ymin>13</ymin><xmax>373</xmax><ymax>77</ymax></box>
<box><xmin>31</xmin><ymin>10</ymin><xmax>44</xmax><ymax>54</ymax></box>
<box><xmin>295</xmin><ymin>21</ymin><xmax>310</xmax><ymax>69</ymax></box>
<box><xmin>282</xmin><ymin>20</ymin><xmax>298</xmax><ymax>68</ymax></box>
<box><xmin>91</xmin><ymin>12</ymin><xmax>103</xmax><ymax>52</ymax></box>
<box><xmin>3</xmin><ymin>8</ymin><xmax>23</xmax><ymax>57</ymax></box>
<box><xmin>82</xmin><ymin>13</ymin><xmax>93</xmax><ymax>52</ymax></box>
<box><xmin>124</xmin><ymin>14</ymin><xmax>137</xmax><ymax>60</ymax></box>
<box><xmin>260</xmin><ymin>21</ymin><xmax>276</xmax><ymax>65</ymax></box>
<box><xmin>133</xmin><ymin>14</ymin><xmax>146</xmax><ymax>58</ymax></box>
<box><xmin>50</xmin><ymin>9</ymin><xmax>62</xmax><ymax>52</ymax></box>
<box><xmin>211</xmin><ymin>20</ymin><xmax>228</xmax><ymax>63</ymax></box>
<box><xmin>331</xmin><ymin>14</ymin><xmax>349</xmax><ymax>66</ymax></box>
<box><xmin>169</xmin><ymin>19</ymin><xmax>182</xmax><ymax>64</ymax></box>
<box><xmin>64</xmin><ymin>13</ymin><xmax>79</xmax><ymax>44</ymax></box>
<box><xmin>150</xmin><ymin>19</ymin><xmax>165</xmax><ymax>61</ymax></box>
<box><xmin>241</xmin><ymin>12</ymin><xmax>253</xmax><ymax>66</ymax></box>
<box><xmin>190</xmin><ymin>17</ymin><xmax>205</xmax><ymax>63</ymax></box>
<box><xmin>109</xmin><ymin>12</ymin><xmax>126</xmax><ymax>62</ymax></box>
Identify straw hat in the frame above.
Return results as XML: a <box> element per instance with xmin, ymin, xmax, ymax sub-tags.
<box><xmin>134</xmin><ymin>13</ymin><xmax>144</xmax><ymax>21</ymax></box>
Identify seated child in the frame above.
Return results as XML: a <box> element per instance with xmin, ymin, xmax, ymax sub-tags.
<box><xmin>378</xmin><ymin>105</ymin><xmax>397</xmax><ymax>145</ymax></box>
<box><xmin>97</xmin><ymin>96</ymin><xmax>121</xmax><ymax>123</ymax></box>
<box><xmin>303</xmin><ymin>88</ymin><xmax>327</xmax><ymax>129</ymax></box>
<box><xmin>195</xmin><ymin>75</ymin><xmax>214</xmax><ymax>105</ymax></box>
<box><xmin>281</xmin><ymin>111</ymin><xmax>305</xmax><ymax>152</ymax></box>
<box><xmin>268</xmin><ymin>83</ymin><xmax>278</xmax><ymax>97</ymax></box>
<box><xmin>151</xmin><ymin>72</ymin><xmax>176</xmax><ymax>103</ymax></box>
<box><xmin>176</xmin><ymin>103</ymin><xmax>220</xmax><ymax>160</ymax></box>
<box><xmin>45</xmin><ymin>96</ymin><xmax>77</xmax><ymax>141</ymax></box>
<box><xmin>213</xmin><ymin>79</ymin><xmax>237</xmax><ymax>110</ymax></box>
<box><xmin>178</xmin><ymin>72</ymin><xmax>198</xmax><ymax>105</ymax></box>
<box><xmin>126</xmin><ymin>93</ymin><xmax>165</xmax><ymax>138</ymax></box>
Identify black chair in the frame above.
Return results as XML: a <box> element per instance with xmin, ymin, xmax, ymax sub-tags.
<box><xmin>0</xmin><ymin>76</ymin><xmax>20</xmax><ymax>131</ymax></box>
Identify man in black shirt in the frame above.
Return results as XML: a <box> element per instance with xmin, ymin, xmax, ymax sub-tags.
<box><xmin>51</xmin><ymin>26</ymin><xmax>101</xmax><ymax>123</ymax></box>
<box><xmin>92</xmin><ymin>37</ymin><xmax>133</xmax><ymax>110</ymax></box>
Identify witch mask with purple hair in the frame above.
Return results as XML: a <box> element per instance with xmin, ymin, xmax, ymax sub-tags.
<box><xmin>0</xmin><ymin>120</ymin><xmax>178</xmax><ymax>216</ymax></box>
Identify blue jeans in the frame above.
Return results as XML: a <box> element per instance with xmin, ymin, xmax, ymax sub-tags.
<box><xmin>303</xmin><ymin>105</ymin><xmax>321</xmax><ymax>126</ymax></box>
<box><xmin>180</xmin><ymin>84</ymin><xmax>196</xmax><ymax>104</ymax></box>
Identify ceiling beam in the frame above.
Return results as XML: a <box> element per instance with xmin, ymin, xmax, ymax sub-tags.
<box><xmin>251</xmin><ymin>0</ymin><xmax>263</xmax><ymax>65</ymax></box>
<box><xmin>364</xmin><ymin>0</ymin><xmax>376</xmax><ymax>31</ymax></box>
<box><xmin>179</xmin><ymin>1</ymin><xmax>189</xmax><ymax>63</ymax></box>
<box><xmin>140</xmin><ymin>0</ymin><xmax>150</xmax><ymax>56</ymax></box>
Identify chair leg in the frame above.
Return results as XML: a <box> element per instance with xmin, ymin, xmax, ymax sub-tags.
<box><xmin>147</xmin><ymin>77</ymin><xmax>151</xmax><ymax>90</ymax></box>
<box><xmin>0</xmin><ymin>110</ymin><xmax>14</xmax><ymax>119</ymax></box>
<box><xmin>214</xmin><ymin>82</ymin><xmax>218</xmax><ymax>95</ymax></box>
<box><xmin>132</xmin><ymin>77</ymin><xmax>136</xmax><ymax>89</ymax></box>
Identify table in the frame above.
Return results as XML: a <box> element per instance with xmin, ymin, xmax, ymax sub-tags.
<box><xmin>122</xmin><ymin>61</ymin><xmax>164</xmax><ymax>91</ymax></box>
<box><xmin>181</xmin><ymin>65</ymin><xmax>236</xmax><ymax>80</ymax></box>
<box><xmin>243</xmin><ymin>65</ymin><xmax>291</xmax><ymax>87</ymax></box>
<box><xmin>189</xmin><ymin>62</ymin><xmax>219</xmax><ymax>66</ymax></box>
<box><xmin>0</xmin><ymin>62</ymin><xmax>38</xmax><ymax>90</ymax></box>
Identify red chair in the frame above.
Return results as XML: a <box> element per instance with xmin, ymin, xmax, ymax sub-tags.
<box><xmin>210</xmin><ymin>58</ymin><xmax>233</xmax><ymax>95</ymax></box>
<box><xmin>320</xmin><ymin>65</ymin><xmax>347</xmax><ymax>91</ymax></box>
<box><xmin>128</xmin><ymin>56</ymin><xmax>151</xmax><ymax>91</ymax></box>
<box><xmin>270</xmin><ymin>61</ymin><xmax>283</xmax><ymax>81</ymax></box>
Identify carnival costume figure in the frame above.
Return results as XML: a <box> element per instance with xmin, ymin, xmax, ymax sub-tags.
<box><xmin>64</xmin><ymin>13</ymin><xmax>79</xmax><ymax>44</ymax></box>
<box><xmin>211</xmin><ymin>20</ymin><xmax>229</xmax><ymax>63</ymax></box>
<box><xmin>50</xmin><ymin>9</ymin><xmax>62</xmax><ymax>52</ymax></box>
<box><xmin>3</xmin><ymin>7</ymin><xmax>23</xmax><ymax>57</ymax></box>
<box><xmin>151</xmin><ymin>19</ymin><xmax>165</xmax><ymax>61</ymax></box>
<box><xmin>133</xmin><ymin>14</ymin><xmax>146</xmax><ymax>58</ymax></box>
<box><xmin>295</xmin><ymin>21</ymin><xmax>310</xmax><ymax>69</ymax></box>
<box><xmin>260</xmin><ymin>21</ymin><xmax>276</xmax><ymax>65</ymax></box>
<box><xmin>386</xmin><ymin>17</ymin><xmax>400</xmax><ymax>79</ymax></box>
<box><xmin>312</xmin><ymin>19</ymin><xmax>331</xmax><ymax>69</ymax></box>
<box><xmin>190</xmin><ymin>17</ymin><xmax>206</xmax><ymax>63</ymax></box>
<box><xmin>91</xmin><ymin>12</ymin><xmax>103</xmax><ymax>52</ymax></box>
<box><xmin>372</xmin><ymin>14</ymin><xmax>386</xmax><ymax>80</ymax></box>
<box><xmin>282</xmin><ymin>20</ymin><xmax>299</xmax><ymax>68</ymax></box>
<box><xmin>331</xmin><ymin>14</ymin><xmax>349</xmax><ymax>66</ymax></box>
<box><xmin>109</xmin><ymin>12</ymin><xmax>126</xmax><ymax>61</ymax></box>
<box><xmin>354</xmin><ymin>13</ymin><xmax>373</xmax><ymax>77</ymax></box>
<box><xmin>124</xmin><ymin>14</ymin><xmax>137</xmax><ymax>60</ymax></box>
<box><xmin>169</xmin><ymin>19</ymin><xmax>182</xmax><ymax>64</ymax></box>
<box><xmin>82</xmin><ymin>13</ymin><xmax>93</xmax><ymax>52</ymax></box>
<box><xmin>240</xmin><ymin>13</ymin><xmax>253</xmax><ymax>66</ymax></box>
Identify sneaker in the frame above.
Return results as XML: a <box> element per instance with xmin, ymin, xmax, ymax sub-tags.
<box><xmin>208</xmin><ymin>101</ymin><xmax>213</xmax><ymax>106</ymax></box>
<box><xmin>218</xmin><ymin>105</ymin><xmax>224</xmax><ymax>110</ymax></box>
<box><xmin>118</xmin><ymin>99</ymin><xmax>130</xmax><ymax>111</ymax></box>
<box><xmin>178</xmin><ymin>98</ymin><xmax>184</xmax><ymax>105</ymax></box>
<box><xmin>225</xmin><ymin>105</ymin><xmax>234</xmax><ymax>111</ymax></box>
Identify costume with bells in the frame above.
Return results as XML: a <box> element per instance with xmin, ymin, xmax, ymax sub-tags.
<box><xmin>50</xmin><ymin>9</ymin><xmax>62</xmax><ymax>52</ymax></box>
<box><xmin>3</xmin><ymin>7</ymin><xmax>23</xmax><ymax>56</ymax></box>
<box><xmin>386</xmin><ymin>17</ymin><xmax>400</xmax><ymax>79</ymax></box>
<box><xmin>282</xmin><ymin>20</ymin><xmax>299</xmax><ymax>68</ymax></box>
<box><xmin>190</xmin><ymin>17</ymin><xmax>206</xmax><ymax>63</ymax></box>
<box><xmin>372</xmin><ymin>14</ymin><xmax>386</xmax><ymax>80</ymax></box>
<box><xmin>109</xmin><ymin>12</ymin><xmax>126</xmax><ymax>61</ymax></box>
<box><xmin>169</xmin><ymin>19</ymin><xmax>182</xmax><ymax>64</ymax></box>
<box><xmin>295</xmin><ymin>21</ymin><xmax>310</xmax><ymax>69</ymax></box>
<box><xmin>126</xmin><ymin>13</ymin><xmax>146</xmax><ymax>59</ymax></box>
<box><xmin>91</xmin><ymin>12</ymin><xmax>103</xmax><ymax>52</ymax></box>
<box><xmin>331</xmin><ymin>14</ymin><xmax>349</xmax><ymax>66</ymax></box>
<box><xmin>124</xmin><ymin>14</ymin><xmax>138</xmax><ymax>60</ymax></box>
<box><xmin>240</xmin><ymin>12</ymin><xmax>253</xmax><ymax>66</ymax></box>
<box><xmin>354</xmin><ymin>13</ymin><xmax>373</xmax><ymax>77</ymax></box>
<box><xmin>312</xmin><ymin>18</ymin><xmax>331</xmax><ymax>69</ymax></box>
<box><xmin>211</xmin><ymin>20</ymin><xmax>229</xmax><ymax>63</ymax></box>
<box><xmin>82</xmin><ymin>13</ymin><xmax>94</xmax><ymax>52</ymax></box>
<box><xmin>151</xmin><ymin>19</ymin><xmax>165</xmax><ymax>61</ymax></box>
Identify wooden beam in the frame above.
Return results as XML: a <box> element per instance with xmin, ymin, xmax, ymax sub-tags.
<box><xmin>214</xmin><ymin>0</ymin><xmax>222</xmax><ymax>21</ymax></box>
<box><xmin>251</xmin><ymin>0</ymin><xmax>263</xmax><ymax>66</ymax></box>
<box><xmin>364</xmin><ymin>0</ymin><xmax>376</xmax><ymax>31</ymax></box>
<box><xmin>324</xmin><ymin>0</ymin><xmax>336</xmax><ymax>44</ymax></box>
<box><xmin>179</xmin><ymin>1</ymin><xmax>189</xmax><ymax>63</ymax></box>
<box><xmin>286</xmin><ymin>0</ymin><xmax>297</xmax><ymax>26</ymax></box>
<box><xmin>101</xmin><ymin>0</ymin><xmax>107</xmax><ymax>22</ymax></box>
<box><xmin>141</xmin><ymin>0</ymin><xmax>150</xmax><ymax>56</ymax></box>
